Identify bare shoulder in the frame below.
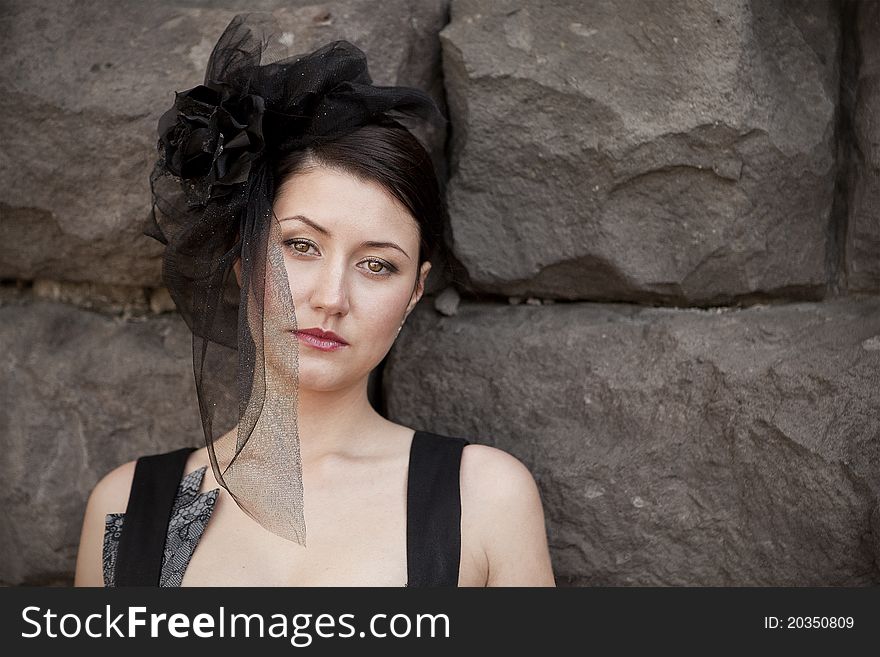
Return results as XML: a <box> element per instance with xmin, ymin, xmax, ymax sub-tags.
<box><xmin>460</xmin><ymin>443</ymin><xmax>540</xmax><ymax>504</ymax></box>
<box><xmin>73</xmin><ymin>459</ymin><xmax>138</xmax><ymax>587</ymax></box>
<box><xmin>459</xmin><ymin>443</ymin><xmax>555</xmax><ymax>587</ymax></box>
<box><xmin>88</xmin><ymin>459</ymin><xmax>139</xmax><ymax>513</ymax></box>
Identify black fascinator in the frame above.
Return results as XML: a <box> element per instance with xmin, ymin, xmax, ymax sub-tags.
<box><xmin>144</xmin><ymin>12</ymin><xmax>445</xmax><ymax>545</ymax></box>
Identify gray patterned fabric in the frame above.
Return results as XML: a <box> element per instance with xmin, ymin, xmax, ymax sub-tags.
<box><xmin>102</xmin><ymin>466</ymin><xmax>219</xmax><ymax>587</ymax></box>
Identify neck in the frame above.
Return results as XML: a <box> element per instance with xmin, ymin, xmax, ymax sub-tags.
<box><xmin>290</xmin><ymin>380</ymin><xmax>384</xmax><ymax>465</ymax></box>
<box><xmin>209</xmin><ymin>370</ymin><xmax>385</xmax><ymax>472</ymax></box>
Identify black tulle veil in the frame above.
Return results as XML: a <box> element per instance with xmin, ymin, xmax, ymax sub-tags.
<box><xmin>144</xmin><ymin>13</ymin><xmax>445</xmax><ymax>545</ymax></box>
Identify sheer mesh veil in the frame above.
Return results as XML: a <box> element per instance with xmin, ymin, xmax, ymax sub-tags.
<box><xmin>144</xmin><ymin>12</ymin><xmax>446</xmax><ymax>545</ymax></box>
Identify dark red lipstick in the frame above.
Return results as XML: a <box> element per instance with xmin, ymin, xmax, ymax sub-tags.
<box><xmin>293</xmin><ymin>327</ymin><xmax>348</xmax><ymax>351</ymax></box>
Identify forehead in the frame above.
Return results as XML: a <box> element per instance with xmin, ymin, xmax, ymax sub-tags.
<box><xmin>273</xmin><ymin>166</ymin><xmax>418</xmax><ymax>240</ymax></box>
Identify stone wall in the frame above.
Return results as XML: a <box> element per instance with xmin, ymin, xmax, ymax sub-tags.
<box><xmin>1</xmin><ymin>0</ymin><xmax>878</xmax><ymax>586</ymax></box>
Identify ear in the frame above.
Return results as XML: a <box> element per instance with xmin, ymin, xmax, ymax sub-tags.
<box><xmin>404</xmin><ymin>261</ymin><xmax>432</xmax><ymax>320</ymax></box>
<box><xmin>233</xmin><ymin>256</ymin><xmax>242</xmax><ymax>287</ymax></box>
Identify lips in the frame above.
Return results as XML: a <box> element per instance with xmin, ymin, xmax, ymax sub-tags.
<box><xmin>292</xmin><ymin>327</ymin><xmax>348</xmax><ymax>351</ymax></box>
<box><xmin>296</xmin><ymin>327</ymin><xmax>348</xmax><ymax>344</ymax></box>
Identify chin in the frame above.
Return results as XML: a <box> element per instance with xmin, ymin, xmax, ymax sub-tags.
<box><xmin>295</xmin><ymin>365</ymin><xmax>360</xmax><ymax>393</ymax></box>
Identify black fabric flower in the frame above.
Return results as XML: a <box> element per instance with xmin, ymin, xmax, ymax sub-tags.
<box><xmin>157</xmin><ymin>80</ymin><xmax>265</xmax><ymax>205</ymax></box>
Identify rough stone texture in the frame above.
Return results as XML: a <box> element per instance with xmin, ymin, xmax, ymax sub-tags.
<box><xmin>439</xmin><ymin>0</ymin><xmax>840</xmax><ymax>304</ymax></box>
<box><xmin>30</xmin><ymin>279</ymin><xmax>151</xmax><ymax>316</ymax></box>
<box><xmin>0</xmin><ymin>299</ymin><xmax>206</xmax><ymax>586</ymax></box>
<box><xmin>385</xmin><ymin>296</ymin><xmax>880</xmax><ymax>585</ymax></box>
<box><xmin>0</xmin><ymin>0</ymin><xmax>449</xmax><ymax>287</ymax></box>
<box><xmin>848</xmin><ymin>1</ymin><xmax>880</xmax><ymax>291</ymax></box>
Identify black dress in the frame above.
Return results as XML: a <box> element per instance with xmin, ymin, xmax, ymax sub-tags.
<box><xmin>102</xmin><ymin>430</ymin><xmax>470</xmax><ymax>587</ymax></box>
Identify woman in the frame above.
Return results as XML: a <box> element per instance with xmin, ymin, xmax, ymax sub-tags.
<box><xmin>73</xmin><ymin>13</ymin><xmax>555</xmax><ymax>587</ymax></box>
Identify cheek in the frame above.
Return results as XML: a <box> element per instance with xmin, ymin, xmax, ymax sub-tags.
<box><xmin>356</xmin><ymin>286</ymin><xmax>408</xmax><ymax>340</ymax></box>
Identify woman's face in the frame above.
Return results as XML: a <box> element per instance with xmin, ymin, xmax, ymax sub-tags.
<box><xmin>236</xmin><ymin>164</ymin><xmax>431</xmax><ymax>392</ymax></box>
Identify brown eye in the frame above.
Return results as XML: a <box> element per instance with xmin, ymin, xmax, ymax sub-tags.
<box><xmin>367</xmin><ymin>261</ymin><xmax>385</xmax><ymax>273</ymax></box>
<box><xmin>284</xmin><ymin>239</ymin><xmax>315</xmax><ymax>254</ymax></box>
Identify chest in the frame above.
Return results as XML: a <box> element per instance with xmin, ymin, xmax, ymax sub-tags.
<box><xmin>181</xmin><ymin>477</ymin><xmax>411</xmax><ymax>586</ymax></box>
<box><xmin>107</xmin><ymin>432</ymin><xmax>484</xmax><ymax>587</ymax></box>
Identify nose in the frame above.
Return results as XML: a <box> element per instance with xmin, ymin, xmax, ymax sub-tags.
<box><xmin>306</xmin><ymin>257</ymin><xmax>350</xmax><ymax>317</ymax></box>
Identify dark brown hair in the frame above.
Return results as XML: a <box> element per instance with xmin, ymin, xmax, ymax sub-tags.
<box><xmin>272</xmin><ymin>120</ymin><xmax>447</xmax><ymax>274</ymax></box>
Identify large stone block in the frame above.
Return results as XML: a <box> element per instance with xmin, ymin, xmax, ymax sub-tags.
<box><xmin>0</xmin><ymin>0</ymin><xmax>448</xmax><ymax>286</ymax></box>
<box><xmin>848</xmin><ymin>1</ymin><xmax>880</xmax><ymax>291</ymax></box>
<box><xmin>385</xmin><ymin>295</ymin><xmax>880</xmax><ymax>585</ymax></box>
<box><xmin>0</xmin><ymin>299</ymin><xmax>202</xmax><ymax>585</ymax></box>
<box><xmin>440</xmin><ymin>0</ymin><xmax>840</xmax><ymax>303</ymax></box>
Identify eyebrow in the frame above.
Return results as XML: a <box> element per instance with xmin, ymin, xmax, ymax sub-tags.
<box><xmin>279</xmin><ymin>214</ymin><xmax>411</xmax><ymax>260</ymax></box>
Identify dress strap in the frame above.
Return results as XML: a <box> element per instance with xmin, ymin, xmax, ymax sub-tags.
<box><xmin>406</xmin><ymin>430</ymin><xmax>470</xmax><ymax>587</ymax></box>
<box><xmin>114</xmin><ymin>446</ymin><xmax>198</xmax><ymax>586</ymax></box>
